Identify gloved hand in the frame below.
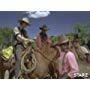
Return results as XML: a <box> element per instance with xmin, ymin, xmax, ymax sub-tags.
<box><xmin>29</xmin><ymin>39</ymin><xmax>35</xmax><ymax>43</ymax></box>
<box><xmin>23</xmin><ymin>39</ymin><xmax>31</xmax><ymax>47</ymax></box>
<box><xmin>24</xmin><ymin>39</ymin><xmax>35</xmax><ymax>48</ymax></box>
<box><xmin>24</xmin><ymin>39</ymin><xmax>30</xmax><ymax>44</ymax></box>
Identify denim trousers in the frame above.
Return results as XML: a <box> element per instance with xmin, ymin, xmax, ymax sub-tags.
<box><xmin>14</xmin><ymin>44</ymin><xmax>24</xmax><ymax>78</ymax></box>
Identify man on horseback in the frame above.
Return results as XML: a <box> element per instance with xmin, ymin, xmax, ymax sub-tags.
<box><xmin>13</xmin><ymin>17</ymin><xmax>34</xmax><ymax>78</ymax></box>
<box><xmin>37</xmin><ymin>25</ymin><xmax>52</xmax><ymax>49</ymax></box>
<box><xmin>71</xmin><ymin>35</ymin><xmax>90</xmax><ymax>63</ymax></box>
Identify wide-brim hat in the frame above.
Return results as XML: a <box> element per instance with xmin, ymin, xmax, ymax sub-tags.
<box><xmin>39</xmin><ymin>25</ymin><xmax>49</xmax><ymax>31</ymax></box>
<box><xmin>72</xmin><ymin>34</ymin><xmax>80</xmax><ymax>42</ymax></box>
<box><xmin>72</xmin><ymin>38</ymin><xmax>80</xmax><ymax>42</ymax></box>
<box><xmin>81</xmin><ymin>46</ymin><xmax>90</xmax><ymax>54</ymax></box>
<box><xmin>18</xmin><ymin>17</ymin><xmax>31</xmax><ymax>25</ymax></box>
<box><xmin>57</xmin><ymin>35</ymin><xmax>69</xmax><ymax>45</ymax></box>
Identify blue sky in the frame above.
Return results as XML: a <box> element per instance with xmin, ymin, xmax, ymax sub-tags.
<box><xmin>0</xmin><ymin>11</ymin><xmax>90</xmax><ymax>38</ymax></box>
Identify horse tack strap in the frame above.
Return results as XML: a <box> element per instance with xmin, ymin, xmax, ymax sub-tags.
<box><xmin>34</xmin><ymin>48</ymin><xmax>53</xmax><ymax>62</ymax></box>
<box><xmin>21</xmin><ymin>46</ymin><xmax>32</xmax><ymax>57</ymax></box>
<box><xmin>21</xmin><ymin>46</ymin><xmax>37</xmax><ymax>74</ymax></box>
<box><xmin>62</xmin><ymin>53</ymin><xmax>67</xmax><ymax>72</ymax></box>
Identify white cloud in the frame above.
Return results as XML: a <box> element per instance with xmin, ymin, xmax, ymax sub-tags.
<box><xmin>26</xmin><ymin>11</ymin><xmax>50</xmax><ymax>18</ymax></box>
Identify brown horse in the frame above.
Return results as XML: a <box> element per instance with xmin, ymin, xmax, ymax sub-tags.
<box><xmin>0</xmin><ymin>55</ymin><xmax>15</xmax><ymax>79</ymax></box>
<box><xmin>20</xmin><ymin>45</ymin><xmax>59</xmax><ymax>79</ymax></box>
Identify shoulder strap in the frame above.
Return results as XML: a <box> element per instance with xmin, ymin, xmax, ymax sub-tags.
<box><xmin>62</xmin><ymin>52</ymin><xmax>67</xmax><ymax>71</ymax></box>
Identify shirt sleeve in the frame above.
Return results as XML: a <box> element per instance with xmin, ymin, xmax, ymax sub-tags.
<box><xmin>14</xmin><ymin>27</ymin><xmax>20</xmax><ymax>35</ymax></box>
<box><xmin>67</xmin><ymin>52</ymin><xmax>79</xmax><ymax>78</ymax></box>
<box><xmin>13</xmin><ymin>27</ymin><xmax>27</xmax><ymax>42</ymax></box>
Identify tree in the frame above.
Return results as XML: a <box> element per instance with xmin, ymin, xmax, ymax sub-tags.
<box><xmin>0</xmin><ymin>27</ymin><xmax>13</xmax><ymax>48</ymax></box>
<box><xmin>66</xmin><ymin>23</ymin><xmax>89</xmax><ymax>47</ymax></box>
<box><xmin>51</xmin><ymin>36</ymin><xmax>59</xmax><ymax>44</ymax></box>
<box><xmin>74</xmin><ymin>23</ymin><xmax>88</xmax><ymax>45</ymax></box>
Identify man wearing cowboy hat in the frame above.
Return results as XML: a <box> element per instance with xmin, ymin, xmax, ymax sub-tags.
<box><xmin>72</xmin><ymin>35</ymin><xmax>90</xmax><ymax>63</ymax></box>
<box><xmin>37</xmin><ymin>25</ymin><xmax>52</xmax><ymax>49</ymax></box>
<box><xmin>56</xmin><ymin>35</ymin><xmax>79</xmax><ymax>79</ymax></box>
<box><xmin>13</xmin><ymin>17</ymin><xmax>34</xmax><ymax>78</ymax></box>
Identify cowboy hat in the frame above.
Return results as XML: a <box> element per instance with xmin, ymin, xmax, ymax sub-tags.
<box><xmin>39</xmin><ymin>25</ymin><xmax>49</xmax><ymax>31</ymax></box>
<box><xmin>72</xmin><ymin>34</ymin><xmax>80</xmax><ymax>42</ymax></box>
<box><xmin>18</xmin><ymin>17</ymin><xmax>30</xmax><ymax>25</ymax></box>
<box><xmin>81</xmin><ymin>46</ymin><xmax>90</xmax><ymax>54</ymax></box>
<box><xmin>72</xmin><ymin>38</ymin><xmax>80</xmax><ymax>42</ymax></box>
<box><xmin>57</xmin><ymin>35</ymin><xmax>69</xmax><ymax>45</ymax></box>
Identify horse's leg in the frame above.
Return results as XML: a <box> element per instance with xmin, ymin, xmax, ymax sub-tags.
<box><xmin>4</xmin><ymin>70</ymin><xmax>9</xmax><ymax>79</ymax></box>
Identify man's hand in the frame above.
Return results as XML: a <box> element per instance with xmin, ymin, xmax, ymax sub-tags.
<box><xmin>24</xmin><ymin>39</ymin><xmax>30</xmax><ymax>44</ymax></box>
<box><xmin>24</xmin><ymin>39</ymin><xmax>35</xmax><ymax>48</ymax></box>
<box><xmin>29</xmin><ymin>39</ymin><xmax>35</xmax><ymax>43</ymax></box>
<box><xmin>24</xmin><ymin>39</ymin><xmax>31</xmax><ymax>47</ymax></box>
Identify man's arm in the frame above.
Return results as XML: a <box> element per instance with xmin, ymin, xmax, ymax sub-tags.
<box><xmin>67</xmin><ymin>52</ymin><xmax>79</xmax><ymax>78</ymax></box>
<box><xmin>14</xmin><ymin>27</ymin><xmax>28</xmax><ymax>42</ymax></box>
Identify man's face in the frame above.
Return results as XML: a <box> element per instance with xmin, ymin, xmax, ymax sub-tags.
<box><xmin>73</xmin><ymin>41</ymin><xmax>80</xmax><ymax>48</ymax></box>
<box><xmin>21</xmin><ymin>22</ymin><xmax>28</xmax><ymax>28</ymax></box>
<box><xmin>60</xmin><ymin>42</ymin><xmax>69</xmax><ymax>52</ymax></box>
<box><xmin>42</xmin><ymin>29</ymin><xmax>47</xmax><ymax>33</ymax></box>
